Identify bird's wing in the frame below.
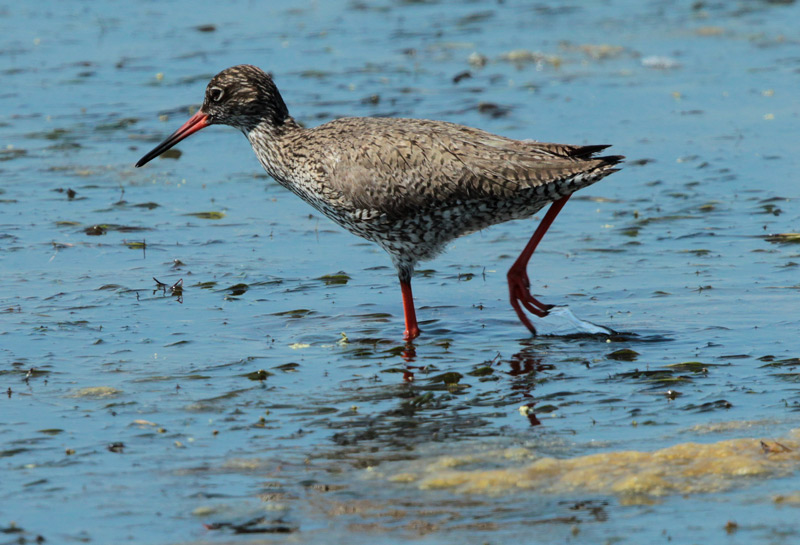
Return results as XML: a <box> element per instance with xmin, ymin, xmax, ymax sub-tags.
<box><xmin>317</xmin><ymin>118</ymin><xmax>620</xmax><ymax>217</ymax></box>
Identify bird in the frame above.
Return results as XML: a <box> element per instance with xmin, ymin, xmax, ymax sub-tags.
<box><xmin>135</xmin><ymin>65</ymin><xmax>622</xmax><ymax>340</ymax></box>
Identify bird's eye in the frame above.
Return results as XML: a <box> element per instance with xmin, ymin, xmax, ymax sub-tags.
<box><xmin>209</xmin><ymin>87</ymin><xmax>224</xmax><ymax>102</ymax></box>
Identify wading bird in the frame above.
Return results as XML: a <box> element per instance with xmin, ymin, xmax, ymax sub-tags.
<box><xmin>136</xmin><ymin>65</ymin><xmax>622</xmax><ymax>340</ymax></box>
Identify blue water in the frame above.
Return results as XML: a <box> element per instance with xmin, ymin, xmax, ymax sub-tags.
<box><xmin>2</xmin><ymin>0</ymin><xmax>800</xmax><ymax>543</ymax></box>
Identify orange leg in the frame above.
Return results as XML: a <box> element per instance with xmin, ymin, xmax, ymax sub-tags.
<box><xmin>507</xmin><ymin>195</ymin><xmax>571</xmax><ymax>335</ymax></box>
<box><xmin>400</xmin><ymin>278</ymin><xmax>421</xmax><ymax>340</ymax></box>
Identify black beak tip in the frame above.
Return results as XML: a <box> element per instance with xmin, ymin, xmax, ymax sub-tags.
<box><xmin>135</xmin><ymin>154</ymin><xmax>156</xmax><ymax>168</ymax></box>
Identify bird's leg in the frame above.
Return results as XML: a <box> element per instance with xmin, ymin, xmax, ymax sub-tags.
<box><xmin>399</xmin><ymin>269</ymin><xmax>421</xmax><ymax>341</ymax></box>
<box><xmin>507</xmin><ymin>195</ymin><xmax>571</xmax><ymax>335</ymax></box>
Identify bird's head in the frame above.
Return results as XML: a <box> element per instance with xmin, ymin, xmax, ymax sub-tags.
<box><xmin>135</xmin><ymin>65</ymin><xmax>289</xmax><ymax>168</ymax></box>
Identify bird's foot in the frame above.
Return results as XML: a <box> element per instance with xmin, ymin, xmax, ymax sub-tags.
<box><xmin>507</xmin><ymin>267</ymin><xmax>553</xmax><ymax>335</ymax></box>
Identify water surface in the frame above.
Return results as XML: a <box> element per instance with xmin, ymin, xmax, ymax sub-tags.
<box><xmin>2</xmin><ymin>1</ymin><xmax>800</xmax><ymax>543</ymax></box>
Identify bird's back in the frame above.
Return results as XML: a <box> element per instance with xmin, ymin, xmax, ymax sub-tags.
<box><xmin>285</xmin><ymin>116</ymin><xmax>621</xmax><ymax>219</ymax></box>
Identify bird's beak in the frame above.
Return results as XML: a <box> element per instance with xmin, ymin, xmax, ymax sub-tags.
<box><xmin>135</xmin><ymin>110</ymin><xmax>210</xmax><ymax>168</ymax></box>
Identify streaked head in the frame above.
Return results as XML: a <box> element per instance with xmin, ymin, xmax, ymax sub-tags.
<box><xmin>135</xmin><ymin>65</ymin><xmax>289</xmax><ymax>168</ymax></box>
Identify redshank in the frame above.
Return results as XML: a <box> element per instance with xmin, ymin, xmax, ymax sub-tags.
<box><xmin>136</xmin><ymin>65</ymin><xmax>622</xmax><ymax>340</ymax></box>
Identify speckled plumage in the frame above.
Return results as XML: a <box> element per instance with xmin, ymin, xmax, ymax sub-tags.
<box><xmin>136</xmin><ymin>64</ymin><xmax>623</xmax><ymax>339</ymax></box>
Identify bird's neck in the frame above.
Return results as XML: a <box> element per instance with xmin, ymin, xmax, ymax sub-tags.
<box><xmin>245</xmin><ymin>116</ymin><xmax>304</xmax><ymax>181</ymax></box>
<box><xmin>245</xmin><ymin>114</ymin><xmax>301</xmax><ymax>139</ymax></box>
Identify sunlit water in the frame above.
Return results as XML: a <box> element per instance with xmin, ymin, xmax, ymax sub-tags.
<box><xmin>2</xmin><ymin>1</ymin><xmax>800</xmax><ymax>543</ymax></box>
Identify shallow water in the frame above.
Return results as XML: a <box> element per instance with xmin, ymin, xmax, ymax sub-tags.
<box><xmin>2</xmin><ymin>0</ymin><xmax>800</xmax><ymax>543</ymax></box>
